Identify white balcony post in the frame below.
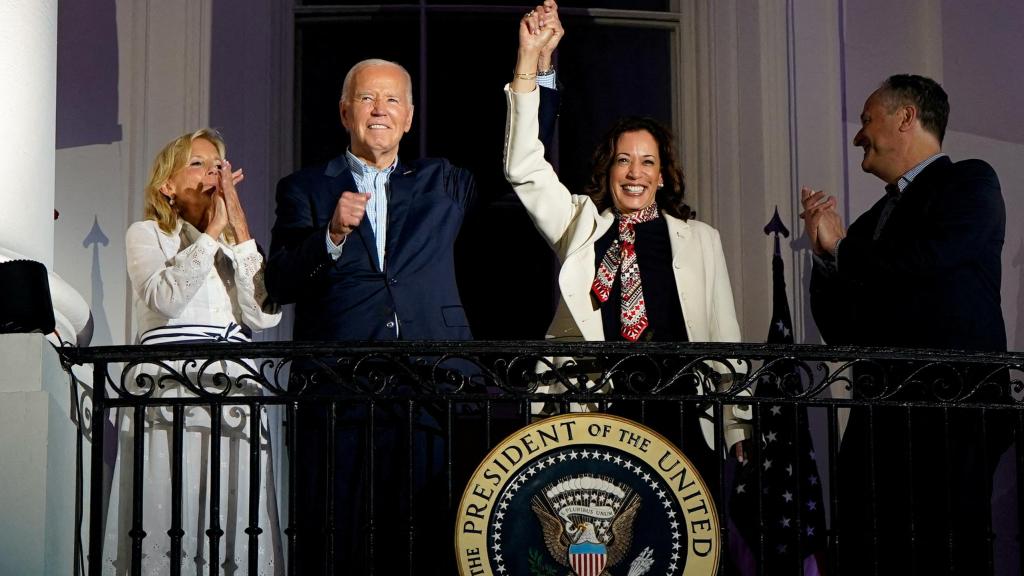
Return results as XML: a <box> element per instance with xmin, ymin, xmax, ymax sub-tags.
<box><xmin>0</xmin><ymin>2</ymin><xmax>77</xmax><ymax>575</ymax></box>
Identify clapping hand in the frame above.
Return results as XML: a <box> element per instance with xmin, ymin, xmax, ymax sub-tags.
<box><xmin>219</xmin><ymin>159</ymin><xmax>251</xmax><ymax>242</ymax></box>
<box><xmin>799</xmin><ymin>186</ymin><xmax>845</xmax><ymax>256</ymax></box>
<box><xmin>205</xmin><ymin>189</ymin><xmax>229</xmax><ymax>241</ymax></box>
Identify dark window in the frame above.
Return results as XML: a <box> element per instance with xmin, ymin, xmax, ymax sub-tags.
<box><xmin>295</xmin><ymin>14</ymin><xmax>421</xmax><ymax>167</ymax></box>
<box><xmin>553</xmin><ymin>16</ymin><xmax>673</xmax><ymax>194</ymax></box>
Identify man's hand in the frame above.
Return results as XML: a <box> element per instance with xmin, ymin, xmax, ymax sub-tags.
<box><xmin>330</xmin><ymin>191</ymin><xmax>370</xmax><ymax>245</ymax></box>
<box><xmin>512</xmin><ymin>5</ymin><xmax>556</xmax><ymax>94</ymax></box>
<box><xmin>537</xmin><ymin>0</ymin><xmax>563</xmax><ymax>72</ymax></box>
<box><xmin>800</xmin><ymin>186</ymin><xmax>842</xmax><ymax>255</ymax></box>
<box><xmin>816</xmin><ymin>206</ymin><xmax>846</xmax><ymax>256</ymax></box>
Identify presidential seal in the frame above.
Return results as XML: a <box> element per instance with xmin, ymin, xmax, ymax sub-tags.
<box><xmin>455</xmin><ymin>413</ymin><xmax>719</xmax><ymax>576</ymax></box>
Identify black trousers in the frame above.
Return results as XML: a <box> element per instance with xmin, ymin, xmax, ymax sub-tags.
<box><xmin>290</xmin><ymin>393</ymin><xmax>447</xmax><ymax>575</ymax></box>
<box><xmin>837</xmin><ymin>401</ymin><xmax>1011</xmax><ymax>575</ymax></box>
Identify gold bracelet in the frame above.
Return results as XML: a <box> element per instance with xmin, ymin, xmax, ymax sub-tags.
<box><xmin>513</xmin><ymin>71</ymin><xmax>536</xmax><ymax>80</ymax></box>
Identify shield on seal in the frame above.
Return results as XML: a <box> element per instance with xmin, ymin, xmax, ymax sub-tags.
<box><xmin>568</xmin><ymin>542</ymin><xmax>607</xmax><ymax>576</ymax></box>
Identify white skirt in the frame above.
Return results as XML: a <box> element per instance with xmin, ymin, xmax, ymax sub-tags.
<box><xmin>101</xmin><ymin>324</ymin><xmax>284</xmax><ymax>575</ymax></box>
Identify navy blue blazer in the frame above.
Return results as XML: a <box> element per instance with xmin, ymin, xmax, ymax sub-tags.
<box><xmin>810</xmin><ymin>156</ymin><xmax>1006</xmax><ymax>351</ymax></box>
<box><xmin>267</xmin><ymin>87</ymin><xmax>559</xmax><ymax>341</ymax></box>
<box><xmin>267</xmin><ymin>156</ymin><xmax>474</xmax><ymax>341</ymax></box>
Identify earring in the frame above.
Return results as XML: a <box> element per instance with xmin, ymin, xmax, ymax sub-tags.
<box><xmin>168</xmin><ymin>196</ymin><xmax>175</xmax><ymax>206</ymax></box>
<box><xmin>657</xmin><ymin>182</ymin><xmax>664</xmax><ymax>189</ymax></box>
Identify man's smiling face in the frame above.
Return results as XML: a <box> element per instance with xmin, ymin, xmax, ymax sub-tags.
<box><xmin>340</xmin><ymin>63</ymin><xmax>414</xmax><ymax>167</ymax></box>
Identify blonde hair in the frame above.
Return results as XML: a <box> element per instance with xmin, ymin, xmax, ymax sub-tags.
<box><xmin>143</xmin><ymin>128</ymin><xmax>227</xmax><ymax>235</ymax></box>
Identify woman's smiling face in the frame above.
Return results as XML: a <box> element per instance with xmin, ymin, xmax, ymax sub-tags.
<box><xmin>607</xmin><ymin>129</ymin><xmax>663</xmax><ymax>214</ymax></box>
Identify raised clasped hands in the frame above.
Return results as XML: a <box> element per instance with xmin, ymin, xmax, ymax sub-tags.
<box><xmin>800</xmin><ymin>186</ymin><xmax>845</xmax><ymax>256</ymax></box>
<box><xmin>514</xmin><ymin>1</ymin><xmax>562</xmax><ymax>93</ymax></box>
<box><xmin>329</xmin><ymin>191</ymin><xmax>371</xmax><ymax>245</ymax></box>
<box><xmin>519</xmin><ymin>2</ymin><xmax>558</xmax><ymax>55</ymax></box>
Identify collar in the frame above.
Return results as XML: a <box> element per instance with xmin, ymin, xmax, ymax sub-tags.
<box><xmin>175</xmin><ymin>219</ymin><xmax>233</xmax><ymax>258</ymax></box>
<box><xmin>176</xmin><ymin>219</ymin><xmax>200</xmax><ymax>242</ymax></box>
<box><xmin>613</xmin><ymin>202</ymin><xmax>661</xmax><ymax>225</ymax></box>
<box><xmin>894</xmin><ymin>152</ymin><xmax>946</xmax><ymax>194</ymax></box>
<box><xmin>345</xmin><ymin>148</ymin><xmax>398</xmax><ymax>177</ymax></box>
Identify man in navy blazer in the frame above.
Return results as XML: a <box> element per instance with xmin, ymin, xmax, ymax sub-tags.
<box><xmin>802</xmin><ymin>74</ymin><xmax>1007</xmax><ymax>574</ymax></box>
<box><xmin>267</xmin><ymin>10</ymin><xmax>562</xmax><ymax>572</ymax></box>
<box><xmin>268</xmin><ymin>147</ymin><xmax>476</xmax><ymax>341</ymax></box>
<box><xmin>267</xmin><ymin>59</ymin><xmax>474</xmax><ymax>341</ymax></box>
<box><xmin>267</xmin><ymin>61</ymin><xmax>560</xmax><ymax>343</ymax></box>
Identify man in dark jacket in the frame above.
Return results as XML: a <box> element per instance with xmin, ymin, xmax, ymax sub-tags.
<box><xmin>267</xmin><ymin>10</ymin><xmax>563</xmax><ymax>572</ymax></box>
<box><xmin>801</xmin><ymin>74</ymin><xmax>1006</xmax><ymax>574</ymax></box>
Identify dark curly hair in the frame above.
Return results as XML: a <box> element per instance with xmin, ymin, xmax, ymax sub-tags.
<box><xmin>584</xmin><ymin>116</ymin><xmax>690</xmax><ymax>221</ymax></box>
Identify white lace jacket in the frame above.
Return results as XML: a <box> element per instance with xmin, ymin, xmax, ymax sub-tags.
<box><xmin>126</xmin><ymin>219</ymin><xmax>281</xmax><ymax>340</ymax></box>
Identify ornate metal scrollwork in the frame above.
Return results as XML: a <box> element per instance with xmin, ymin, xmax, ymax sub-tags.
<box><xmin>51</xmin><ymin>342</ymin><xmax>1024</xmax><ymax>421</ymax></box>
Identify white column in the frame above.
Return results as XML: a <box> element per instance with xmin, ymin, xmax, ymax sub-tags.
<box><xmin>0</xmin><ymin>2</ymin><xmax>76</xmax><ymax>575</ymax></box>
<box><xmin>0</xmin><ymin>0</ymin><xmax>57</xmax><ymax>266</ymax></box>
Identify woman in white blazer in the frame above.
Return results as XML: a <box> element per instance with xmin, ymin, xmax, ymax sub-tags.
<box><xmin>504</xmin><ymin>7</ymin><xmax>749</xmax><ymax>467</ymax></box>
<box><xmin>104</xmin><ymin>129</ymin><xmax>283</xmax><ymax>575</ymax></box>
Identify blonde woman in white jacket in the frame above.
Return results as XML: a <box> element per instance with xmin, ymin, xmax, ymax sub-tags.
<box><xmin>505</xmin><ymin>5</ymin><xmax>750</xmax><ymax>473</ymax></box>
<box><xmin>104</xmin><ymin>129</ymin><xmax>283</xmax><ymax>575</ymax></box>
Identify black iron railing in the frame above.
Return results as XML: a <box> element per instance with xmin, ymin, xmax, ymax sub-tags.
<box><xmin>57</xmin><ymin>342</ymin><xmax>1024</xmax><ymax>576</ymax></box>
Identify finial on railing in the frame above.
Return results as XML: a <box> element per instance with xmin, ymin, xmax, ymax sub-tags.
<box><xmin>764</xmin><ymin>206</ymin><xmax>789</xmax><ymax>256</ymax></box>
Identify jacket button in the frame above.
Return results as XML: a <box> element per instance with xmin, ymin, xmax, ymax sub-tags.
<box><xmin>389</xmin><ymin>278</ymin><xmax>398</xmax><ymax>285</ymax></box>
<box><xmin>386</xmin><ymin>321</ymin><xmax>396</xmax><ymax>329</ymax></box>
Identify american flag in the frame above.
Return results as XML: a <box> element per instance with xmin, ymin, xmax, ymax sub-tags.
<box><xmin>729</xmin><ymin>210</ymin><xmax>827</xmax><ymax>574</ymax></box>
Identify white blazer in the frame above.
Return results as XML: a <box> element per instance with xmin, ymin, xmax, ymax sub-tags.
<box><xmin>503</xmin><ymin>85</ymin><xmax>750</xmax><ymax>450</ymax></box>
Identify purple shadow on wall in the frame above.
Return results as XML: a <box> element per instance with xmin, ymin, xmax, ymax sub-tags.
<box><xmin>56</xmin><ymin>0</ymin><xmax>121</xmax><ymax>149</ymax></box>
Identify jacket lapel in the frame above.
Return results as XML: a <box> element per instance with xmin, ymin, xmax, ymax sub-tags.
<box><xmin>383</xmin><ymin>163</ymin><xmax>418</xmax><ymax>266</ymax></box>
<box><xmin>665</xmin><ymin>214</ymin><xmax>697</xmax><ymax>336</ymax></box>
<box><xmin>557</xmin><ymin>210</ymin><xmax>615</xmax><ymax>341</ymax></box>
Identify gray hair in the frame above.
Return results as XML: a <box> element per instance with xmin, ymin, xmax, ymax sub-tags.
<box><xmin>340</xmin><ymin>58</ymin><xmax>414</xmax><ymax>105</ymax></box>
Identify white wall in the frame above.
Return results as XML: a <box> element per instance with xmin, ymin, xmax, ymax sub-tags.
<box><xmin>55</xmin><ymin>0</ymin><xmax>217</xmax><ymax>346</ymax></box>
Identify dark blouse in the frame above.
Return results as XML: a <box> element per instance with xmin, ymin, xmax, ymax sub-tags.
<box><xmin>592</xmin><ymin>216</ymin><xmax>688</xmax><ymax>342</ymax></box>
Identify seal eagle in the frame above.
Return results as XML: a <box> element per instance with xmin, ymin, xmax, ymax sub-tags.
<box><xmin>531</xmin><ymin>475</ymin><xmax>642</xmax><ymax>576</ymax></box>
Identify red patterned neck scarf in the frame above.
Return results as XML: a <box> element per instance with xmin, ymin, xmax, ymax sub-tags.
<box><xmin>592</xmin><ymin>202</ymin><xmax>660</xmax><ymax>341</ymax></box>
